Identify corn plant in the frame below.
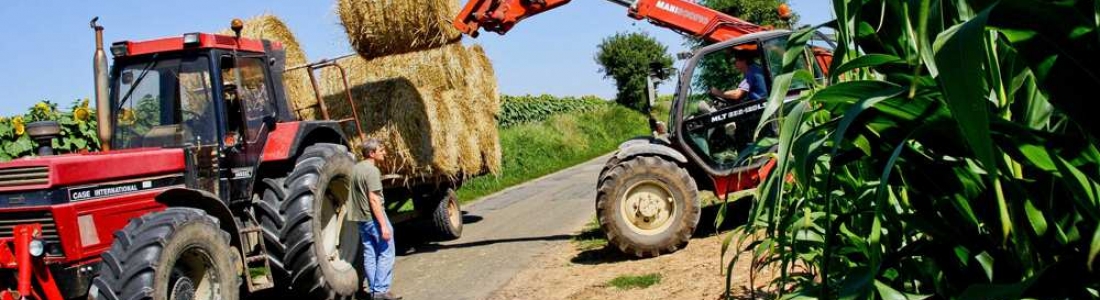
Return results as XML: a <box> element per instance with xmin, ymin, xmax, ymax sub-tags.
<box><xmin>723</xmin><ymin>0</ymin><xmax>1100</xmax><ymax>298</ymax></box>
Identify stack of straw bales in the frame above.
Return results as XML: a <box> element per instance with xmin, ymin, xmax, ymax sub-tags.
<box><xmin>336</xmin><ymin>0</ymin><xmax>463</xmax><ymax>59</ymax></box>
<box><xmin>224</xmin><ymin>15</ymin><xmax>319</xmax><ymax>119</ymax></box>
<box><xmin>230</xmin><ymin>4</ymin><xmax>501</xmax><ymax>183</ymax></box>
<box><xmin>319</xmin><ymin>43</ymin><xmax>501</xmax><ymax>182</ymax></box>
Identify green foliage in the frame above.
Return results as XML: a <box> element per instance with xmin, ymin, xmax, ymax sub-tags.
<box><xmin>1</xmin><ymin>99</ymin><xmax>100</xmax><ymax>161</ymax></box>
<box><xmin>608</xmin><ymin>273</ymin><xmax>662</xmax><ymax>290</ymax></box>
<box><xmin>724</xmin><ymin>0</ymin><xmax>1100</xmax><ymax>299</ymax></box>
<box><xmin>499</xmin><ymin>94</ymin><xmax>606</xmax><ymax>127</ymax></box>
<box><xmin>691</xmin><ymin>0</ymin><xmax>796</xmax><ymax>93</ymax></box>
<box><xmin>698</xmin><ymin>0</ymin><xmax>795</xmax><ymax>27</ymax></box>
<box><xmin>457</xmin><ymin>100</ymin><xmax>649</xmax><ymax>202</ymax></box>
<box><xmin>595</xmin><ymin>32</ymin><xmax>673</xmax><ymax>111</ymax></box>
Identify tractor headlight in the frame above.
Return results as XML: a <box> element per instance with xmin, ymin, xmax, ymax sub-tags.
<box><xmin>28</xmin><ymin>238</ymin><xmax>45</xmax><ymax>257</ymax></box>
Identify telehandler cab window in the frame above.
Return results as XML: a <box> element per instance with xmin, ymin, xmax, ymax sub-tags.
<box><xmin>113</xmin><ymin>57</ymin><xmax>217</xmax><ymax>149</ymax></box>
<box><xmin>681</xmin><ymin>46</ymin><xmax>769</xmax><ymax>168</ymax></box>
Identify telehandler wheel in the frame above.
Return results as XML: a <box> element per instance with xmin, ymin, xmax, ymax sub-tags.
<box><xmin>596</xmin><ymin>156</ymin><xmax>700</xmax><ymax>258</ymax></box>
<box><xmin>280</xmin><ymin>143</ymin><xmax>361</xmax><ymax>299</ymax></box>
<box><xmin>91</xmin><ymin>208</ymin><xmax>239</xmax><ymax>300</ymax></box>
<box><xmin>416</xmin><ymin>187</ymin><xmax>463</xmax><ymax>241</ymax></box>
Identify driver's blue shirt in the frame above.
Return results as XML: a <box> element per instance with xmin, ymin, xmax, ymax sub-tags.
<box><xmin>739</xmin><ymin>64</ymin><xmax>767</xmax><ymax>100</ymax></box>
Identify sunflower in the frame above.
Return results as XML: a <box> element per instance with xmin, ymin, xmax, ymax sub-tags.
<box><xmin>118</xmin><ymin>109</ymin><xmax>135</xmax><ymax>125</ymax></box>
<box><xmin>34</xmin><ymin>102</ymin><xmax>51</xmax><ymax>115</ymax></box>
<box><xmin>12</xmin><ymin>116</ymin><xmax>25</xmax><ymax>136</ymax></box>
<box><xmin>74</xmin><ymin>99</ymin><xmax>91</xmax><ymax>123</ymax></box>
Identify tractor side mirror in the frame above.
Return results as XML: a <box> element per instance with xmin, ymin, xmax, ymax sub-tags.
<box><xmin>676</xmin><ymin>52</ymin><xmax>693</xmax><ymax>60</ymax></box>
<box><xmin>121</xmin><ymin>71</ymin><xmax>134</xmax><ymax>85</ymax></box>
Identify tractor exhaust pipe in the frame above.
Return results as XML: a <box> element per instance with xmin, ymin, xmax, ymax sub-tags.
<box><xmin>91</xmin><ymin>17</ymin><xmax>111</xmax><ymax>151</ymax></box>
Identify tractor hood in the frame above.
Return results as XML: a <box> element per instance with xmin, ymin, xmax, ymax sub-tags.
<box><xmin>0</xmin><ymin>148</ymin><xmax>185</xmax><ymax>194</ymax></box>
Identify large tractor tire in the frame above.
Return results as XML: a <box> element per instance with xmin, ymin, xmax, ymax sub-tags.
<box><xmin>91</xmin><ymin>208</ymin><xmax>239</xmax><ymax>300</ymax></box>
<box><xmin>254</xmin><ymin>143</ymin><xmax>360</xmax><ymax>299</ymax></box>
<box><xmin>415</xmin><ymin>187</ymin><xmax>463</xmax><ymax>241</ymax></box>
<box><xmin>596</xmin><ymin>156</ymin><xmax>700</xmax><ymax>258</ymax></box>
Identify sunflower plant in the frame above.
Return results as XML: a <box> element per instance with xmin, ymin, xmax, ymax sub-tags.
<box><xmin>1</xmin><ymin>99</ymin><xmax>101</xmax><ymax>161</ymax></box>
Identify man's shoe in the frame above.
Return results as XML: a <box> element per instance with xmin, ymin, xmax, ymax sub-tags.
<box><xmin>372</xmin><ymin>291</ymin><xmax>403</xmax><ymax>300</ymax></box>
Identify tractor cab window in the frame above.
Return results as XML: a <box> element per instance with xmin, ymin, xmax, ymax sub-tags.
<box><xmin>680</xmin><ymin>43</ymin><xmax>770</xmax><ymax>169</ymax></box>
<box><xmin>113</xmin><ymin>56</ymin><xmax>217</xmax><ymax>149</ymax></box>
<box><xmin>220</xmin><ymin>56</ymin><xmax>273</xmax><ymax>147</ymax></box>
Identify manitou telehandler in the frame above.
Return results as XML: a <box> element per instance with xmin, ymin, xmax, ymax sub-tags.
<box><xmin>0</xmin><ymin>18</ymin><xmax>464</xmax><ymax>300</ymax></box>
<box><xmin>455</xmin><ymin>0</ymin><xmax>835</xmax><ymax>257</ymax></box>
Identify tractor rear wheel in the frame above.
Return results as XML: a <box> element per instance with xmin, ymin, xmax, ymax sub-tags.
<box><xmin>91</xmin><ymin>208</ymin><xmax>238</xmax><ymax>300</ymax></box>
<box><xmin>596</xmin><ymin>156</ymin><xmax>700</xmax><ymax>258</ymax></box>
<box><xmin>260</xmin><ymin>143</ymin><xmax>361</xmax><ymax>299</ymax></box>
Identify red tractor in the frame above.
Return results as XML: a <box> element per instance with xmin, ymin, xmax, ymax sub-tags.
<box><xmin>455</xmin><ymin>0</ymin><xmax>835</xmax><ymax>257</ymax></box>
<box><xmin>0</xmin><ymin>19</ymin><xmax>463</xmax><ymax>300</ymax></box>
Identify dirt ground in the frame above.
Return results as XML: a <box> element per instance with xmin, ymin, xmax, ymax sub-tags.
<box><xmin>486</xmin><ymin>203</ymin><xmax>779</xmax><ymax>300</ymax></box>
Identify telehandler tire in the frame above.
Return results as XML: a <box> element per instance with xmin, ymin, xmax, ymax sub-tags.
<box><xmin>91</xmin><ymin>207</ymin><xmax>239</xmax><ymax>300</ymax></box>
<box><xmin>596</xmin><ymin>156</ymin><xmax>700</xmax><ymax>258</ymax></box>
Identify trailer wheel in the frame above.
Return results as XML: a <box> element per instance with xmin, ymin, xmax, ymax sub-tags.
<box><xmin>596</xmin><ymin>156</ymin><xmax>700</xmax><ymax>258</ymax></box>
<box><xmin>91</xmin><ymin>208</ymin><xmax>238</xmax><ymax>300</ymax></box>
<box><xmin>280</xmin><ymin>143</ymin><xmax>360</xmax><ymax>299</ymax></box>
<box><xmin>416</xmin><ymin>187</ymin><xmax>463</xmax><ymax>241</ymax></box>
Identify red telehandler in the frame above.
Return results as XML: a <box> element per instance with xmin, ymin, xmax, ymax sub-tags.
<box><xmin>0</xmin><ymin>18</ymin><xmax>466</xmax><ymax>300</ymax></box>
<box><xmin>455</xmin><ymin>0</ymin><xmax>835</xmax><ymax>257</ymax></box>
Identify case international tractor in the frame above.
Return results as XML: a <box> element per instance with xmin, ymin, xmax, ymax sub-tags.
<box><xmin>0</xmin><ymin>18</ymin><xmax>464</xmax><ymax>300</ymax></box>
<box><xmin>454</xmin><ymin>0</ymin><xmax>835</xmax><ymax>257</ymax></box>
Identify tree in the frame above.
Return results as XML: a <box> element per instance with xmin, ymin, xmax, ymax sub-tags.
<box><xmin>690</xmin><ymin>0</ymin><xmax>796</xmax><ymax>93</ymax></box>
<box><xmin>595</xmin><ymin>31</ymin><xmax>673</xmax><ymax>111</ymax></box>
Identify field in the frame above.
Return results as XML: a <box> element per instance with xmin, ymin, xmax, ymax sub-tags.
<box><xmin>457</xmin><ymin>95</ymin><xmax>649</xmax><ymax>202</ymax></box>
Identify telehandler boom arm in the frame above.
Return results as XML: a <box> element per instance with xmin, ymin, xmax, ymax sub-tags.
<box><xmin>453</xmin><ymin>0</ymin><xmax>786</xmax><ymax>43</ymax></box>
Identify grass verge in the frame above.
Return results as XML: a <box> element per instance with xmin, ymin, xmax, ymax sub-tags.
<box><xmin>456</xmin><ymin>104</ymin><xmax>648</xmax><ymax>203</ymax></box>
<box><xmin>608</xmin><ymin>273</ymin><xmax>662</xmax><ymax>290</ymax></box>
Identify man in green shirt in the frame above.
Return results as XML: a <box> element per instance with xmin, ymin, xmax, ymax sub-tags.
<box><xmin>348</xmin><ymin>138</ymin><xmax>401</xmax><ymax>300</ymax></box>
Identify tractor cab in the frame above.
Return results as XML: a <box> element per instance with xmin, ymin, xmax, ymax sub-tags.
<box><xmin>106</xmin><ymin>32</ymin><xmax>293</xmax><ymax>201</ymax></box>
<box><xmin>668</xmin><ymin>30</ymin><xmax>833</xmax><ymax>178</ymax></box>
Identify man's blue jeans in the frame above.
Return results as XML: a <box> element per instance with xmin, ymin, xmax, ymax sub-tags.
<box><xmin>359</xmin><ymin>219</ymin><xmax>395</xmax><ymax>293</ymax></box>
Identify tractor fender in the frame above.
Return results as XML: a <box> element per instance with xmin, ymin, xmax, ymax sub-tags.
<box><xmin>262</xmin><ymin>121</ymin><xmax>348</xmax><ymax>162</ymax></box>
<box><xmin>614</xmin><ymin>138</ymin><xmax>688</xmax><ymax>165</ymax></box>
<box><xmin>154</xmin><ymin>188</ymin><xmax>242</xmax><ymax>251</ymax></box>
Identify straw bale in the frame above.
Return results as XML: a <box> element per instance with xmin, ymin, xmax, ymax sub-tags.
<box><xmin>336</xmin><ymin>0</ymin><xmax>462</xmax><ymax>59</ymax></box>
<box><xmin>223</xmin><ymin>14</ymin><xmax>318</xmax><ymax>119</ymax></box>
<box><xmin>319</xmin><ymin>43</ymin><xmax>482</xmax><ymax>181</ymax></box>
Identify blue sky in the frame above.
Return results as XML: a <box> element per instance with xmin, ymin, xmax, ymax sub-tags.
<box><xmin>0</xmin><ymin>0</ymin><xmax>831</xmax><ymax>116</ymax></box>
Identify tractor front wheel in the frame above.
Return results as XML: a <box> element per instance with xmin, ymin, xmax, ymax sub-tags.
<box><xmin>596</xmin><ymin>156</ymin><xmax>700</xmax><ymax>258</ymax></box>
<box><xmin>91</xmin><ymin>208</ymin><xmax>239</xmax><ymax>300</ymax></box>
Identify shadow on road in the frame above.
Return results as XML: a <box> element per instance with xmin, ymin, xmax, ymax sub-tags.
<box><xmin>569</xmin><ymin>199</ymin><xmax>754</xmax><ymax>265</ymax></box>
<box><xmin>402</xmin><ymin>234</ymin><xmax>574</xmax><ymax>255</ymax></box>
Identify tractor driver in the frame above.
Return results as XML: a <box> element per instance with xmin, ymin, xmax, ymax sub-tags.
<box><xmin>709</xmin><ymin>50</ymin><xmax>768</xmax><ymax>103</ymax></box>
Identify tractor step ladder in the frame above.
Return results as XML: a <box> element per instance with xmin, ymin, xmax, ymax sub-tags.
<box><xmin>238</xmin><ymin>225</ymin><xmax>275</xmax><ymax>291</ymax></box>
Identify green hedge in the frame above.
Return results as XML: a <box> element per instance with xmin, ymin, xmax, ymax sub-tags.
<box><xmin>457</xmin><ymin>102</ymin><xmax>649</xmax><ymax>202</ymax></box>
<box><xmin>498</xmin><ymin>94</ymin><xmax>606</xmax><ymax>127</ymax></box>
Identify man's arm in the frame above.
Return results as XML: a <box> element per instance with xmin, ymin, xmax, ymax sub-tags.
<box><xmin>709</xmin><ymin>87</ymin><xmax>746</xmax><ymax>101</ymax></box>
<box><xmin>368</xmin><ymin>190</ymin><xmax>392</xmax><ymax>240</ymax></box>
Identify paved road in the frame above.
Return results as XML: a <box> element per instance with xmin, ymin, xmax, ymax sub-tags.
<box><xmin>390</xmin><ymin>155</ymin><xmax>610</xmax><ymax>300</ymax></box>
